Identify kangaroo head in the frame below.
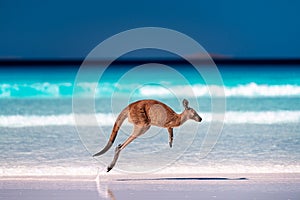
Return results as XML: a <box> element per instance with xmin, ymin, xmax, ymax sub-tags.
<box><xmin>182</xmin><ymin>99</ymin><xmax>202</xmax><ymax>122</ymax></box>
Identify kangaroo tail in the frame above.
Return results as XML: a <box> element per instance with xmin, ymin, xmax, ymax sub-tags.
<box><xmin>93</xmin><ymin>107</ymin><xmax>128</xmax><ymax>157</ymax></box>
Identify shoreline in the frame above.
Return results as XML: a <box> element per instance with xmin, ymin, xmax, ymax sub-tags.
<box><xmin>1</xmin><ymin>172</ymin><xmax>299</xmax><ymax>180</ymax></box>
<box><xmin>1</xmin><ymin>173</ymin><xmax>299</xmax><ymax>200</ymax></box>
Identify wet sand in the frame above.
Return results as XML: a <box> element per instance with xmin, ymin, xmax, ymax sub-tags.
<box><xmin>1</xmin><ymin>173</ymin><xmax>299</xmax><ymax>200</ymax></box>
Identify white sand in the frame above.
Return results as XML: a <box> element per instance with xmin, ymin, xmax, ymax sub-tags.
<box><xmin>1</xmin><ymin>173</ymin><xmax>299</xmax><ymax>200</ymax></box>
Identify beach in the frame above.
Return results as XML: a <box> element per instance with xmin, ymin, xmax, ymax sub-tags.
<box><xmin>1</xmin><ymin>66</ymin><xmax>299</xmax><ymax>199</ymax></box>
<box><xmin>1</xmin><ymin>0</ymin><xmax>300</xmax><ymax>199</ymax></box>
<box><xmin>1</xmin><ymin>173</ymin><xmax>299</xmax><ymax>200</ymax></box>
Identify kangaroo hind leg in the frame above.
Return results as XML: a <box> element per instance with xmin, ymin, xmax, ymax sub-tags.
<box><xmin>107</xmin><ymin>125</ymin><xmax>150</xmax><ymax>172</ymax></box>
<box><xmin>168</xmin><ymin>127</ymin><xmax>173</xmax><ymax>148</ymax></box>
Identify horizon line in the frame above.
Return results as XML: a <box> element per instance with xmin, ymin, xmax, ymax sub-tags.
<box><xmin>0</xmin><ymin>57</ymin><xmax>300</xmax><ymax>67</ymax></box>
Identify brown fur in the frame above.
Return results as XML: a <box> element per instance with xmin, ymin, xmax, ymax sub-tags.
<box><xmin>93</xmin><ymin>99</ymin><xmax>202</xmax><ymax>172</ymax></box>
<box><xmin>128</xmin><ymin>100</ymin><xmax>182</xmax><ymax>127</ymax></box>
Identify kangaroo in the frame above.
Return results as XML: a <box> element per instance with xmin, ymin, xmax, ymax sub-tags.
<box><xmin>93</xmin><ymin>99</ymin><xmax>202</xmax><ymax>172</ymax></box>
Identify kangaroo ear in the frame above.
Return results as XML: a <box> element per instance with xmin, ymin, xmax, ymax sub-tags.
<box><xmin>182</xmin><ymin>99</ymin><xmax>189</xmax><ymax>109</ymax></box>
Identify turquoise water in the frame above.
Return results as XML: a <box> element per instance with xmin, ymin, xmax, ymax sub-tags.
<box><xmin>1</xmin><ymin>66</ymin><xmax>300</xmax><ymax>98</ymax></box>
<box><xmin>0</xmin><ymin>65</ymin><xmax>299</xmax><ymax>176</ymax></box>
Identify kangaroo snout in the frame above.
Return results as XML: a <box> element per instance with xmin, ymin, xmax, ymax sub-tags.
<box><xmin>195</xmin><ymin>116</ymin><xmax>202</xmax><ymax>122</ymax></box>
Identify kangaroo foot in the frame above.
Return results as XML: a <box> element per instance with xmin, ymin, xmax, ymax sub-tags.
<box><xmin>107</xmin><ymin>144</ymin><xmax>122</xmax><ymax>172</ymax></box>
<box><xmin>169</xmin><ymin>141</ymin><xmax>173</xmax><ymax>148</ymax></box>
<box><xmin>107</xmin><ymin>166</ymin><xmax>113</xmax><ymax>172</ymax></box>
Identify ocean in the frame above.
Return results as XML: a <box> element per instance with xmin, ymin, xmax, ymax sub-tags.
<box><xmin>0</xmin><ymin>65</ymin><xmax>299</xmax><ymax>176</ymax></box>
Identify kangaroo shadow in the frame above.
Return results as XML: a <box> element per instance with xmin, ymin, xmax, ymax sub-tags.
<box><xmin>116</xmin><ymin>177</ymin><xmax>248</xmax><ymax>181</ymax></box>
<box><xmin>96</xmin><ymin>177</ymin><xmax>248</xmax><ymax>199</ymax></box>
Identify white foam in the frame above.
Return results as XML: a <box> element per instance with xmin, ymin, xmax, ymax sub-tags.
<box><xmin>204</xmin><ymin>111</ymin><xmax>300</xmax><ymax>124</ymax></box>
<box><xmin>0</xmin><ymin>166</ymin><xmax>99</xmax><ymax>177</ymax></box>
<box><xmin>1</xmin><ymin>164</ymin><xmax>300</xmax><ymax>177</ymax></box>
<box><xmin>223</xmin><ymin>83</ymin><xmax>300</xmax><ymax>97</ymax></box>
<box><xmin>1</xmin><ymin>82</ymin><xmax>300</xmax><ymax>98</ymax></box>
<box><xmin>0</xmin><ymin>113</ymin><xmax>115</xmax><ymax>127</ymax></box>
<box><xmin>1</xmin><ymin>111</ymin><xmax>299</xmax><ymax>128</ymax></box>
<box><xmin>154</xmin><ymin>83</ymin><xmax>300</xmax><ymax>97</ymax></box>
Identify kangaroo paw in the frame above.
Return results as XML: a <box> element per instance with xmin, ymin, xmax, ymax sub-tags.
<box><xmin>107</xmin><ymin>144</ymin><xmax>122</xmax><ymax>173</ymax></box>
<box><xmin>107</xmin><ymin>166</ymin><xmax>113</xmax><ymax>172</ymax></box>
<box><xmin>107</xmin><ymin>161</ymin><xmax>116</xmax><ymax>172</ymax></box>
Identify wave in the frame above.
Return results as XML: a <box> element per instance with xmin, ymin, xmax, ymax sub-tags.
<box><xmin>1</xmin><ymin>82</ymin><xmax>300</xmax><ymax>98</ymax></box>
<box><xmin>1</xmin><ymin>164</ymin><xmax>300</xmax><ymax>177</ymax></box>
<box><xmin>140</xmin><ymin>83</ymin><xmax>300</xmax><ymax>97</ymax></box>
<box><xmin>0</xmin><ymin>166</ymin><xmax>100</xmax><ymax>177</ymax></box>
<box><xmin>1</xmin><ymin>111</ymin><xmax>299</xmax><ymax>127</ymax></box>
<box><xmin>0</xmin><ymin>113</ymin><xmax>115</xmax><ymax>127</ymax></box>
<box><xmin>0</xmin><ymin>82</ymin><xmax>73</xmax><ymax>98</ymax></box>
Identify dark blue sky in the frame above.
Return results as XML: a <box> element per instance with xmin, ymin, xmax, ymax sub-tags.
<box><xmin>0</xmin><ymin>0</ymin><xmax>299</xmax><ymax>58</ymax></box>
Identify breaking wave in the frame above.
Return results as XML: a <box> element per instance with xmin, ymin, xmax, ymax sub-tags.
<box><xmin>1</xmin><ymin>82</ymin><xmax>300</xmax><ymax>98</ymax></box>
<box><xmin>139</xmin><ymin>83</ymin><xmax>300</xmax><ymax>97</ymax></box>
<box><xmin>1</xmin><ymin>164</ymin><xmax>300</xmax><ymax>177</ymax></box>
<box><xmin>1</xmin><ymin>111</ymin><xmax>299</xmax><ymax>127</ymax></box>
